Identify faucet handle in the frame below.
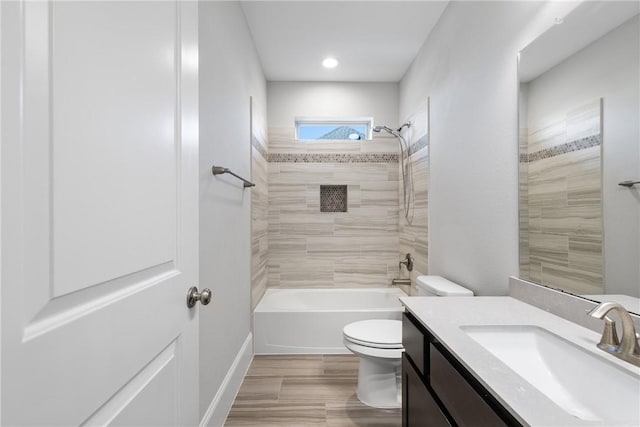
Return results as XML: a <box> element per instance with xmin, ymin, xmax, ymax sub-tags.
<box><xmin>598</xmin><ymin>316</ymin><xmax>620</xmax><ymax>351</ymax></box>
<box><xmin>399</xmin><ymin>253</ymin><xmax>414</xmax><ymax>272</ymax></box>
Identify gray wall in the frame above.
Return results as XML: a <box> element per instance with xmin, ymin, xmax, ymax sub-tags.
<box><xmin>399</xmin><ymin>1</ymin><xmax>580</xmax><ymax>295</ymax></box>
<box><xmin>199</xmin><ymin>1</ymin><xmax>266</xmax><ymax>419</ymax></box>
<box><xmin>268</xmin><ymin>82</ymin><xmax>398</xmax><ymax>128</ymax></box>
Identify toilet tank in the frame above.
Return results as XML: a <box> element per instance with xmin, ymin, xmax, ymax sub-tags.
<box><xmin>416</xmin><ymin>276</ymin><xmax>474</xmax><ymax>296</ymax></box>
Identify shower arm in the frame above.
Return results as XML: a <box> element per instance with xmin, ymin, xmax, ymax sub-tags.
<box><xmin>397</xmin><ymin>122</ymin><xmax>411</xmax><ymax>133</ymax></box>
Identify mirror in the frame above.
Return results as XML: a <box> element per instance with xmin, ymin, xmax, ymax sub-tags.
<box><xmin>518</xmin><ymin>1</ymin><xmax>640</xmax><ymax>314</ymax></box>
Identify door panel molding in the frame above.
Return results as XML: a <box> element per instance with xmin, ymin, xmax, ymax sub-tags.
<box><xmin>24</xmin><ymin>261</ymin><xmax>178</xmax><ymax>342</ymax></box>
<box><xmin>49</xmin><ymin>0</ymin><xmax>179</xmax><ymax>296</ymax></box>
<box><xmin>81</xmin><ymin>339</ymin><xmax>179</xmax><ymax>426</ymax></box>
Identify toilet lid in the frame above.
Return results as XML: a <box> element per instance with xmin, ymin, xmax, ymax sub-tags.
<box><xmin>343</xmin><ymin>320</ymin><xmax>403</xmax><ymax>349</ymax></box>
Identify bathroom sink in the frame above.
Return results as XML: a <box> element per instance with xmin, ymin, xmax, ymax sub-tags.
<box><xmin>460</xmin><ymin>325</ymin><xmax>640</xmax><ymax>424</ymax></box>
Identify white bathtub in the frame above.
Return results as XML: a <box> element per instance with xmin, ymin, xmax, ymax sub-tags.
<box><xmin>253</xmin><ymin>288</ymin><xmax>407</xmax><ymax>354</ymax></box>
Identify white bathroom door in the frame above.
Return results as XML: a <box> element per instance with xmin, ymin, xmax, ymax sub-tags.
<box><xmin>1</xmin><ymin>1</ymin><xmax>200</xmax><ymax>425</ymax></box>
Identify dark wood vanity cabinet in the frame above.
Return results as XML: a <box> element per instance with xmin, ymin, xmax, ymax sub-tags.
<box><xmin>402</xmin><ymin>312</ymin><xmax>522</xmax><ymax>427</ymax></box>
<box><xmin>402</xmin><ymin>354</ymin><xmax>450</xmax><ymax>426</ymax></box>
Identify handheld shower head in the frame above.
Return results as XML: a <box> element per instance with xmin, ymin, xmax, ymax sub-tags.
<box><xmin>372</xmin><ymin>125</ymin><xmax>400</xmax><ymax>137</ymax></box>
<box><xmin>373</xmin><ymin>125</ymin><xmax>392</xmax><ymax>133</ymax></box>
<box><xmin>373</xmin><ymin>123</ymin><xmax>411</xmax><ymax>137</ymax></box>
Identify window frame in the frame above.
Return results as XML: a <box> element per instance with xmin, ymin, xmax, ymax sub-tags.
<box><xmin>294</xmin><ymin>117</ymin><xmax>374</xmax><ymax>141</ymax></box>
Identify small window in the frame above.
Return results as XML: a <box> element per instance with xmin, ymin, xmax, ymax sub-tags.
<box><xmin>295</xmin><ymin>117</ymin><xmax>373</xmax><ymax>141</ymax></box>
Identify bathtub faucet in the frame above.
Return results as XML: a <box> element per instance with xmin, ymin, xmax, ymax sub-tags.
<box><xmin>392</xmin><ymin>278</ymin><xmax>411</xmax><ymax>287</ymax></box>
<box><xmin>399</xmin><ymin>253</ymin><xmax>414</xmax><ymax>272</ymax></box>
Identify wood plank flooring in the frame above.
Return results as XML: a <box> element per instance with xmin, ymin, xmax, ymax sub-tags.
<box><xmin>225</xmin><ymin>355</ymin><xmax>401</xmax><ymax>426</ymax></box>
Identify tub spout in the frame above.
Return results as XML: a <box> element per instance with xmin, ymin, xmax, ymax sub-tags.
<box><xmin>392</xmin><ymin>278</ymin><xmax>411</xmax><ymax>287</ymax></box>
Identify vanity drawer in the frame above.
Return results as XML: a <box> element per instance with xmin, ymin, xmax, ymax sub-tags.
<box><xmin>430</xmin><ymin>343</ymin><xmax>509</xmax><ymax>427</ymax></box>
<box><xmin>402</xmin><ymin>312</ymin><xmax>426</xmax><ymax>375</ymax></box>
<box><xmin>402</xmin><ymin>354</ymin><xmax>450</xmax><ymax>427</ymax></box>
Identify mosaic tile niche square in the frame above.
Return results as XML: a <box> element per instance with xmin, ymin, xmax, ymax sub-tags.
<box><xmin>320</xmin><ymin>185</ymin><xmax>348</xmax><ymax>213</ymax></box>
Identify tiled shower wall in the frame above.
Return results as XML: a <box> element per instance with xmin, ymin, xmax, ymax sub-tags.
<box><xmin>519</xmin><ymin>99</ymin><xmax>603</xmax><ymax>295</ymax></box>
<box><xmin>267</xmin><ymin>128</ymin><xmax>401</xmax><ymax>288</ymax></box>
<box><xmin>397</xmin><ymin>102</ymin><xmax>429</xmax><ymax>295</ymax></box>
<box><xmin>518</xmin><ymin>126</ymin><xmax>529</xmax><ymax>280</ymax></box>
<box><xmin>251</xmin><ymin>98</ymin><xmax>268</xmax><ymax>309</ymax></box>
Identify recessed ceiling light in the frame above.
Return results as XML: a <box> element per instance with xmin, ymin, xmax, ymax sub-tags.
<box><xmin>322</xmin><ymin>57</ymin><xmax>338</xmax><ymax>68</ymax></box>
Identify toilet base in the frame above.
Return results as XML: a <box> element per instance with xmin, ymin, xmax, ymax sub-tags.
<box><xmin>355</xmin><ymin>355</ymin><xmax>402</xmax><ymax>409</ymax></box>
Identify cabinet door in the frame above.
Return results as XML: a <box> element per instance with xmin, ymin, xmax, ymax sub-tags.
<box><xmin>403</xmin><ymin>313</ymin><xmax>426</xmax><ymax>375</ymax></box>
<box><xmin>402</xmin><ymin>355</ymin><xmax>450</xmax><ymax>427</ymax></box>
<box><xmin>430</xmin><ymin>345</ymin><xmax>509</xmax><ymax>427</ymax></box>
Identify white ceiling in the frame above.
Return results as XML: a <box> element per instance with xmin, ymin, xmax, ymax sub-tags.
<box><xmin>240</xmin><ymin>1</ymin><xmax>449</xmax><ymax>82</ymax></box>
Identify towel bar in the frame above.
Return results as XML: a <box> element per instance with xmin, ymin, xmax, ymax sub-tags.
<box><xmin>211</xmin><ymin>166</ymin><xmax>255</xmax><ymax>188</ymax></box>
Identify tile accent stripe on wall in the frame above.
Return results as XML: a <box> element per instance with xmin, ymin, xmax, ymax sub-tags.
<box><xmin>522</xmin><ymin>134</ymin><xmax>600</xmax><ymax>163</ymax></box>
<box><xmin>407</xmin><ymin>135</ymin><xmax>428</xmax><ymax>157</ymax></box>
<box><xmin>252</xmin><ymin>135</ymin><xmax>267</xmax><ymax>160</ymax></box>
<box><xmin>264</xmin><ymin>136</ymin><xmax>426</xmax><ymax>163</ymax></box>
<box><xmin>267</xmin><ymin>153</ymin><xmax>398</xmax><ymax>163</ymax></box>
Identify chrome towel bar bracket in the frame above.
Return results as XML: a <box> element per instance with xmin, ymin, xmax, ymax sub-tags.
<box><xmin>211</xmin><ymin>165</ymin><xmax>255</xmax><ymax>188</ymax></box>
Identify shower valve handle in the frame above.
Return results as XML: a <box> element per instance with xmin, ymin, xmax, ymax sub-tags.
<box><xmin>399</xmin><ymin>253</ymin><xmax>414</xmax><ymax>272</ymax></box>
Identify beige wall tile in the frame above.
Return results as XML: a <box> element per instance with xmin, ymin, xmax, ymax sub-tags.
<box><xmin>251</xmin><ymin>101</ymin><xmax>269</xmax><ymax>311</ymax></box>
<box><xmin>520</xmin><ymin>100</ymin><xmax>603</xmax><ymax>294</ymax></box>
<box><xmin>267</xmin><ymin>127</ymin><xmax>401</xmax><ymax>289</ymax></box>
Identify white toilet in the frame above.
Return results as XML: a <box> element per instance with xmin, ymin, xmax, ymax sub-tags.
<box><xmin>342</xmin><ymin>276</ymin><xmax>473</xmax><ymax>408</ymax></box>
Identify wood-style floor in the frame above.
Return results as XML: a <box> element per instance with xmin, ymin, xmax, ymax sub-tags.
<box><xmin>225</xmin><ymin>355</ymin><xmax>402</xmax><ymax>426</ymax></box>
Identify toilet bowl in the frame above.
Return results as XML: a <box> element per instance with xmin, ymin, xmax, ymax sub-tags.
<box><xmin>343</xmin><ymin>276</ymin><xmax>473</xmax><ymax>409</ymax></box>
<box><xmin>343</xmin><ymin>319</ymin><xmax>403</xmax><ymax>408</ymax></box>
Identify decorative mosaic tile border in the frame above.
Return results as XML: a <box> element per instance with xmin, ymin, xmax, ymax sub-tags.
<box><xmin>522</xmin><ymin>135</ymin><xmax>600</xmax><ymax>163</ymax></box>
<box><xmin>408</xmin><ymin>134</ymin><xmax>428</xmax><ymax>157</ymax></box>
<box><xmin>251</xmin><ymin>135</ymin><xmax>267</xmax><ymax>159</ymax></box>
<box><xmin>267</xmin><ymin>153</ymin><xmax>398</xmax><ymax>163</ymax></box>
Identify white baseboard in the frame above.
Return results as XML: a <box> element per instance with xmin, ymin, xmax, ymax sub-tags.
<box><xmin>200</xmin><ymin>333</ymin><xmax>253</xmax><ymax>427</ymax></box>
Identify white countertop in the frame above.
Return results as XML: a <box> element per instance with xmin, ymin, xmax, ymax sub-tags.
<box><xmin>400</xmin><ymin>296</ymin><xmax>640</xmax><ymax>427</ymax></box>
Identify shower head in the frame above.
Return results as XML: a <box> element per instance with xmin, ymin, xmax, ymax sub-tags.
<box><xmin>372</xmin><ymin>125</ymin><xmax>402</xmax><ymax>138</ymax></box>
<box><xmin>372</xmin><ymin>122</ymin><xmax>411</xmax><ymax>137</ymax></box>
<box><xmin>372</xmin><ymin>125</ymin><xmax>397</xmax><ymax>135</ymax></box>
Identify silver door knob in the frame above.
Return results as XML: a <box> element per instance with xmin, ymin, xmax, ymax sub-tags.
<box><xmin>187</xmin><ymin>286</ymin><xmax>212</xmax><ymax>308</ymax></box>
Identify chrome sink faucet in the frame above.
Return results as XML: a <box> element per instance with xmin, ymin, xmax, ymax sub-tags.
<box><xmin>588</xmin><ymin>302</ymin><xmax>640</xmax><ymax>367</ymax></box>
